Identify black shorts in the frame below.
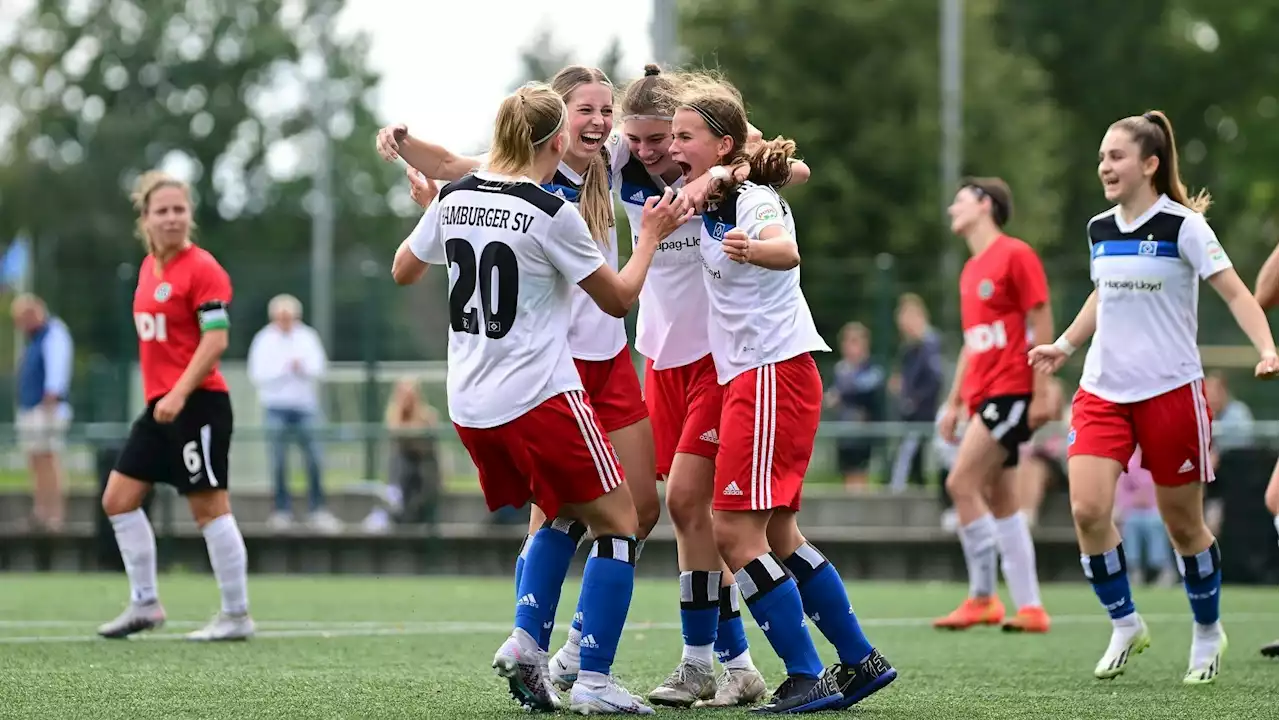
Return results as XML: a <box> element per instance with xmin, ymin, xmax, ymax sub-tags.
<box><xmin>114</xmin><ymin>389</ymin><xmax>234</xmax><ymax>494</ymax></box>
<box><xmin>975</xmin><ymin>394</ymin><xmax>1032</xmax><ymax>468</ymax></box>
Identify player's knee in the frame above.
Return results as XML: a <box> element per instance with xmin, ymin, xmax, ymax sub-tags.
<box><xmin>944</xmin><ymin>467</ymin><xmax>976</xmax><ymax>501</ymax></box>
<box><xmin>101</xmin><ymin>472</ymin><xmax>144</xmax><ymax>517</ymax></box>
<box><xmin>1161</xmin><ymin>512</ymin><xmax>1206</xmax><ymax>551</ymax></box>
<box><xmin>1265</xmin><ymin>473</ymin><xmax>1279</xmax><ymax>516</ymax></box>
<box><xmin>1069</xmin><ymin>496</ymin><xmax>1111</xmax><ymax>533</ymax></box>
<box><xmin>186</xmin><ymin>490</ymin><xmax>231</xmax><ymax>528</ymax></box>
<box><xmin>665</xmin><ymin>484</ymin><xmax>711</xmax><ymax>533</ymax></box>
<box><xmin>635</xmin><ymin>499</ymin><xmax>660</xmax><ymax>539</ymax></box>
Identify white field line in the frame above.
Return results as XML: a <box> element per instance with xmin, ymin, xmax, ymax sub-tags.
<box><xmin>0</xmin><ymin>612</ymin><xmax>1272</xmax><ymax>645</ymax></box>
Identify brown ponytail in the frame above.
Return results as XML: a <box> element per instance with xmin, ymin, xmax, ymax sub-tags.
<box><xmin>1112</xmin><ymin>110</ymin><xmax>1212</xmax><ymax>214</ymax></box>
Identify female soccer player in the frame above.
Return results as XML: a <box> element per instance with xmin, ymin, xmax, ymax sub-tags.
<box><xmin>392</xmin><ymin>81</ymin><xmax>691</xmax><ymax>714</ymax></box>
<box><xmin>933</xmin><ymin>176</ymin><xmax>1053</xmax><ymax>633</ymax></box>
<box><xmin>1029</xmin><ymin>110</ymin><xmax>1279</xmax><ymax>683</ymax></box>
<box><xmin>97</xmin><ymin>171</ymin><xmax>252</xmax><ymax>642</ymax></box>
<box><xmin>668</xmin><ymin>75</ymin><xmax>897</xmax><ymax>714</ymax></box>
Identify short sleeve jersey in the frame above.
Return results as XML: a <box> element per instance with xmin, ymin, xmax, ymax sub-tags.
<box><xmin>551</xmin><ymin>139</ymin><xmax>630</xmax><ymax>361</ymax></box>
<box><xmin>614</xmin><ymin>150</ymin><xmax>710</xmax><ymax>370</ymax></box>
<box><xmin>407</xmin><ymin>171</ymin><xmax>606</xmax><ymax>428</ymax></box>
<box><xmin>1081</xmin><ymin>195</ymin><xmax>1232</xmax><ymax>403</ymax></box>
<box><xmin>958</xmin><ymin>234</ymin><xmax>1049</xmax><ymax>408</ymax></box>
<box><xmin>698</xmin><ymin>181</ymin><xmax>830</xmax><ymax>384</ymax></box>
<box><xmin>133</xmin><ymin>245</ymin><xmax>232</xmax><ymax>402</ymax></box>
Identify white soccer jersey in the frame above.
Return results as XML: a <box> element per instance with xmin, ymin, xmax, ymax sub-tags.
<box><xmin>407</xmin><ymin>171</ymin><xmax>605</xmax><ymax>428</ymax></box>
<box><xmin>698</xmin><ymin>182</ymin><xmax>830</xmax><ymax>384</ymax></box>
<box><xmin>555</xmin><ymin>139</ymin><xmax>632</xmax><ymax>361</ymax></box>
<box><xmin>614</xmin><ymin>153</ymin><xmax>711</xmax><ymax>370</ymax></box>
<box><xmin>1080</xmin><ymin>194</ymin><xmax>1232</xmax><ymax>404</ymax></box>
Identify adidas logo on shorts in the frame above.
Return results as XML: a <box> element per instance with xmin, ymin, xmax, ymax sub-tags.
<box><xmin>700</xmin><ymin>429</ymin><xmax>719</xmax><ymax>444</ymax></box>
<box><xmin>722</xmin><ymin>481</ymin><xmax>744</xmax><ymax>496</ymax></box>
<box><xmin>1178</xmin><ymin>459</ymin><xmax>1195</xmax><ymax>474</ymax></box>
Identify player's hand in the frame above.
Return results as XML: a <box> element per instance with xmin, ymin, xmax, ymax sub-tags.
<box><xmin>1027</xmin><ymin>344</ymin><xmax>1068</xmax><ymax>375</ymax></box>
<box><xmin>376</xmin><ymin>123</ymin><xmax>408</xmax><ymax>162</ymax></box>
<box><xmin>407</xmin><ymin>167</ymin><xmax>438</xmax><ymax>209</ymax></box>
<box><xmin>153</xmin><ymin>392</ymin><xmax>187</xmax><ymax>424</ymax></box>
<box><xmin>640</xmin><ymin>188</ymin><xmax>695</xmax><ymax>244</ymax></box>
<box><xmin>1256</xmin><ymin>350</ymin><xmax>1279</xmax><ymax>379</ymax></box>
<box><xmin>1028</xmin><ymin>393</ymin><xmax>1054</xmax><ymax>431</ymax></box>
<box><xmin>722</xmin><ymin>229</ymin><xmax>754</xmax><ymax>264</ymax></box>
<box><xmin>936</xmin><ymin>404</ymin><xmax>961</xmax><ymax>442</ymax></box>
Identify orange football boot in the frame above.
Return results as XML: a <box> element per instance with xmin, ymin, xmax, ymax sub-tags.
<box><xmin>1001</xmin><ymin>605</ymin><xmax>1051</xmax><ymax>633</ymax></box>
<box><xmin>933</xmin><ymin>596</ymin><xmax>1005</xmax><ymax>630</ymax></box>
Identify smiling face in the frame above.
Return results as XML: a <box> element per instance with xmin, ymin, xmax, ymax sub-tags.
<box><xmin>623</xmin><ymin>117</ymin><xmax>678</xmax><ymax>176</ymax></box>
<box><xmin>563</xmin><ymin>81</ymin><xmax>614</xmax><ymax>165</ymax></box>
<box><xmin>1098</xmin><ymin>127</ymin><xmax>1157</xmax><ymax>204</ymax></box>
<box><xmin>947</xmin><ymin>186</ymin><xmax>988</xmax><ymax>236</ymax></box>
<box><xmin>669</xmin><ymin>108</ymin><xmax>733</xmax><ymax>181</ymax></box>
<box><xmin>143</xmin><ymin>185</ymin><xmax>192</xmax><ymax>254</ymax></box>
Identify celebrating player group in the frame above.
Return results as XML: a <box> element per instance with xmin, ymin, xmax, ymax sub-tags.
<box><xmin>375</xmin><ymin>59</ymin><xmax>1279</xmax><ymax>714</ymax></box>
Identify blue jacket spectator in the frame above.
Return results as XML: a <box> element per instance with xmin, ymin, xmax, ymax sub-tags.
<box><xmin>826</xmin><ymin>322</ymin><xmax>885</xmax><ymax>487</ymax></box>
<box><xmin>11</xmin><ymin>293</ymin><xmax>72</xmax><ymax>531</ymax></box>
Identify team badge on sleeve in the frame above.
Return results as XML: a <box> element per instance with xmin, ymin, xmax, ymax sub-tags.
<box><xmin>755</xmin><ymin>204</ymin><xmax>779</xmax><ymax>221</ymax></box>
<box><xmin>197</xmin><ymin>301</ymin><xmax>230</xmax><ymax>332</ymax></box>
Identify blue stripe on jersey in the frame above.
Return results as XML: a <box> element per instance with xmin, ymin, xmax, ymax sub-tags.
<box><xmin>702</xmin><ymin>215</ymin><xmax>734</xmax><ymax>242</ymax></box>
<box><xmin>1091</xmin><ymin>239</ymin><xmax>1179</xmax><ymax>259</ymax></box>
<box><xmin>620</xmin><ymin>182</ymin><xmax>658</xmax><ymax>206</ymax></box>
<box><xmin>541</xmin><ymin>182</ymin><xmax>581</xmax><ymax>204</ymax></box>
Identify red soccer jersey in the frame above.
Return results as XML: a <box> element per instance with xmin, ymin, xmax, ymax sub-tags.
<box><xmin>958</xmin><ymin>234</ymin><xmax>1049</xmax><ymax>410</ymax></box>
<box><xmin>133</xmin><ymin>245</ymin><xmax>233</xmax><ymax>402</ymax></box>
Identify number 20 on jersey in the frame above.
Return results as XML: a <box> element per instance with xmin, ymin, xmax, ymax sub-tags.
<box><xmin>135</xmin><ymin>312</ymin><xmax>168</xmax><ymax>342</ymax></box>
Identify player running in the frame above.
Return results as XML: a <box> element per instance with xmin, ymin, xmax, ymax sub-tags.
<box><xmin>669</xmin><ymin>74</ymin><xmax>897</xmax><ymax>714</ymax></box>
<box><xmin>97</xmin><ymin>171</ymin><xmax>252</xmax><ymax>642</ymax></box>
<box><xmin>1253</xmin><ymin>242</ymin><xmax>1278</xmax><ymax>658</ymax></box>
<box><xmin>1029</xmin><ymin>110</ymin><xmax>1279</xmax><ymax>683</ymax></box>
<box><xmin>934</xmin><ymin>177</ymin><xmax>1053</xmax><ymax>633</ymax></box>
<box><xmin>392</xmin><ymin>82</ymin><xmax>691</xmax><ymax>714</ymax></box>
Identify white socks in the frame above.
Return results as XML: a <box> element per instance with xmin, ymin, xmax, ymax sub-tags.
<box><xmin>682</xmin><ymin>643</ymin><xmax>715</xmax><ymax>668</ymax></box>
<box><xmin>958</xmin><ymin>513</ymin><xmax>999</xmax><ymax>598</ymax></box>
<box><xmin>722</xmin><ymin>648</ymin><xmax>756</xmax><ymax>671</ymax></box>
<box><xmin>994</xmin><ymin>512</ymin><xmax>1042</xmax><ymax>609</ymax></box>
<box><xmin>110</xmin><ymin>509</ymin><xmax>158</xmax><ymax>605</ymax></box>
<box><xmin>203</xmin><ymin>514</ymin><xmax>249</xmax><ymax>616</ymax></box>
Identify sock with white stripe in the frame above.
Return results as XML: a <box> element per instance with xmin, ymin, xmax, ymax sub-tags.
<box><xmin>782</xmin><ymin>542</ymin><xmax>874</xmax><ymax>665</ymax></box>
<box><xmin>514</xmin><ymin>518</ymin><xmax>584</xmax><ymax>650</ymax></box>
<box><xmin>737</xmin><ymin>553</ymin><xmax>824</xmax><ymax>678</ymax></box>
<box><xmin>679</xmin><ymin>570</ymin><xmax>719</xmax><ymax>667</ymax></box>
<box><xmin>959</xmin><ymin>513</ymin><xmax>999</xmax><ymax>598</ymax></box>
<box><xmin>994</xmin><ymin>512</ymin><xmax>1042</xmax><ymax>609</ymax></box>
<box><xmin>1177</xmin><ymin>540</ymin><xmax>1222</xmax><ymax>626</ymax></box>
<box><xmin>1082</xmin><ymin>544</ymin><xmax>1137</xmax><ymax>626</ymax></box>
<box><xmin>202</xmin><ymin>514</ymin><xmax>249</xmax><ymax>615</ymax></box>
<box><xmin>110</xmin><ymin>509</ymin><xmax>158</xmax><ymax>605</ymax></box>
<box><xmin>715</xmin><ymin>582</ymin><xmax>753</xmax><ymax>669</ymax></box>
<box><xmin>578</xmin><ymin>536</ymin><xmax>638</xmax><ymax>675</ymax></box>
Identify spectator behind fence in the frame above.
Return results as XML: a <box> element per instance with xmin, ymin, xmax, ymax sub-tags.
<box><xmin>386</xmin><ymin>378</ymin><xmax>442</xmax><ymax>525</ymax></box>
<box><xmin>247</xmin><ymin>294</ymin><xmax>341</xmax><ymax>534</ymax></box>
<box><xmin>825</xmin><ymin>321</ymin><xmax>885</xmax><ymax>488</ymax></box>
<box><xmin>888</xmin><ymin>293</ymin><xmax>943</xmax><ymax>492</ymax></box>
<box><xmin>1114</xmin><ymin>446</ymin><xmax>1177</xmax><ymax>586</ymax></box>
<box><xmin>11</xmin><ymin>293</ymin><xmax>72</xmax><ymax>532</ymax></box>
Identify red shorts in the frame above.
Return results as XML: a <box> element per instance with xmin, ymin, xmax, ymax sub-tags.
<box><xmin>644</xmin><ymin>354</ymin><xmax>722</xmax><ymax>477</ymax></box>
<box><xmin>575</xmin><ymin>349</ymin><xmax>648</xmax><ymax>433</ymax></box>
<box><xmin>1068</xmin><ymin>380</ymin><xmax>1215</xmax><ymax>487</ymax></box>
<box><xmin>454</xmin><ymin>390</ymin><xmax>624</xmax><ymax>519</ymax></box>
<box><xmin>714</xmin><ymin>353</ymin><xmax>822</xmax><ymax>512</ymax></box>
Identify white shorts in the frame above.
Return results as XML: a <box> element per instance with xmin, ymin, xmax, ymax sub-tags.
<box><xmin>17</xmin><ymin>404</ymin><xmax>71</xmax><ymax>454</ymax></box>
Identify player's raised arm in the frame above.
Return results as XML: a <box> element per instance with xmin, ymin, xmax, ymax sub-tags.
<box><xmin>577</xmin><ymin>188</ymin><xmax>693</xmax><ymax>317</ymax></box>
<box><xmin>392</xmin><ymin>178</ymin><xmax>443</xmax><ymax>286</ymax></box>
<box><xmin>1255</xmin><ymin>243</ymin><xmax>1279</xmax><ymax>309</ymax></box>
<box><xmin>376</xmin><ymin>123</ymin><xmax>484</xmax><ymax>182</ymax></box>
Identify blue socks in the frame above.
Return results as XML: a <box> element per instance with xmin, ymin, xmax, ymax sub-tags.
<box><xmin>578</xmin><ymin>536</ymin><xmax>638</xmax><ymax>675</ymax></box>
<box><xmin>679</xmin><ymin>570</ymin><xmax>720</xmax><ymax>650</ymax></box>
<box><xmin>1178</xmin><ymin>541</ymin><xmax>1222</xmax><ymax>626</ymax></box>
<box><xmin>513</xmin><ymin>518</ymin><xmax>587</xmax><ymax>650</ymax></box>
<box><xmin>1082</xmin><ymin>544</ymin><xmax>1135</xmax><ymax>620</ymax></box>
<box><xmin>783</xmin><ymin>543</ymin><xmax>874</xmax><ymax>665</ymax></box>
<box><xmin>737</xmin><ymin>552</ymin><xmax>824</xmax><ymax>678</ymax></box>
<box><xmin>569</xmin><ymin>539</ymin><xmax>644</xmax><ymax>640</ymax></box>
<box><xmin>513</xmin><ymin>534</ymin><xmax>530</xmax><ymax>602</ymax></box>
<box><xmin>715</xmin><ymin>582</ymin><xmax>750</xmax><ymax>665</ymax></box>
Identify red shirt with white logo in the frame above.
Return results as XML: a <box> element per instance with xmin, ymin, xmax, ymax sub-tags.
<box><xmin>958</xmin><ymin>234</ymin><xmax>1048</xmax><ymax>410</ymax></box>
<box><xmin>133</xmin><ymin>245</ymin><xmax>233</xmax><ymax>402</ymax></box>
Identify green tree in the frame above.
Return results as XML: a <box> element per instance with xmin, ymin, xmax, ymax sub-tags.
<box><xmin>679</xmin><ymin>0</ymin><xmax>1063</xmax><ymax>349</ymax></box>
<box><xmin>0</xmin><ymin>0</ymin><xmax>412</xmax><ymax>365</ymax></box>
<box><xmin>511</xmin><ymin>28</ymin><xmax>632</xmax><ymax>87</ymax></box>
